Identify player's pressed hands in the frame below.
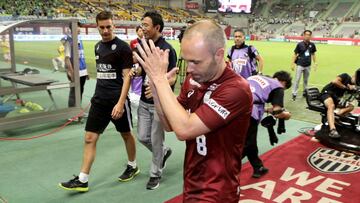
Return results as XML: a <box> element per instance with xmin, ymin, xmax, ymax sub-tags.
<box><xmin>134</xmin><ymin>38</ymin><xmax>169</xmax><ymax>82</ymax></box>
<box><xmin>111</xmin><ymin>103</ymin><xmax>124</xmax><ymax>120</ymax></box>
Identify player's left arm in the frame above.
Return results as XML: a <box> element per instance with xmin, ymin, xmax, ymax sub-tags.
<box><xmin>112</xmin><ymin>68</ymin><xmax>131</xmax><ymax>120</ymax></box>
<box><xmin>311</xmin><ymin>44</ymin><xmax>318</xmax><ymax>70</ymax></box>
<box><xmin>256</xmin><ymin>54</ymin><xmax>264</xmax><ymax>74</ymax></box>
<box><xmin>112</xmin><ymin>44</ymin><xmax>133</xmax><ymax>120</ymax></box>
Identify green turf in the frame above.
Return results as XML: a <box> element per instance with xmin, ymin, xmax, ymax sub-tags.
<box><xmin>7</xmin><ymin>40</ymin><xmax>359</xmax><ymax>122</ymax></box>
<box><xmin>11</xmin><ymin>40</ymin><xmax>360</xmax><ymax>85</ymax></box>
<box><xmin>1</xmin><ymin>39</ymin><xmax>348</xmax><ymax>202</ymax></box>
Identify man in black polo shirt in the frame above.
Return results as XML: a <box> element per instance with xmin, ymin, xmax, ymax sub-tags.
<box><xmin>137</xmin><ymin>11</ymin><xmax>177</xmax><ymax>190</ymax></box>
<box><xmin>291</xmin><ymin>30</ymin><xmax>318</xmax><ymax>101</ymax></box>
<box><xmin>320</xmin><ymin>72</ymin><xmax>356</xmax><ymax>138</ymax></box>
<box><xmin>59</xmin><ymin>11</ymin><xmax>139</xmax><ymax>192</ymax></box>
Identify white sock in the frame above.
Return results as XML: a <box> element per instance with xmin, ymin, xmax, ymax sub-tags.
<box><xmin>128</xmin><ymin>160</ymin><xmax>137</xmax><ymax>168</ymax></box>
<box><xmin>78</xmin><ymin>172</ymin><xmax>89</xmax><ymax>183</ymax></box>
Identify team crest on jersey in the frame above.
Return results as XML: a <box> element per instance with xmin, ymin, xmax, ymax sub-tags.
<box><xmin>203</xmin><ymin>91</ymin><xmax>212</xmax><ymax>103</ymax></box>
<box><xmin>307</xmin><ymin>147</ymin><xmax>360</xmax><ymax>174</ymax></box>
<box><xmin>111</xmin><ymin>44</ymin><xmax>117</xmax><ymax>50</ymax></box>
<box><xmin>208</xmin><ymin>83</ymin><xmax>220</xmax><ymax>91</ymax></box>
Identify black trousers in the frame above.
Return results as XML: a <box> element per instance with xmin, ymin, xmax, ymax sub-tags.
<box><xmin>242</xmin><ymin>117</ymin><xmax>264</xmax><ymax>170</ymax></box>
<box><xmin>68</xmin><ymin>75</ymin><xmax>87</xmax><ymax>107</ymax></box>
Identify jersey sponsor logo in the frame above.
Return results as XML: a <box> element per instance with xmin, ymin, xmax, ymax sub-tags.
<box><xmin>307</xmin><ymin>147</ymin><xmax>360</xmax><ymax>174</ymax></box>
<box><xmin>97</xmin><ymin>72</ymin><xmax>117</xmax><ymax>79</ymax></box>
<box><xmin>97</xmin><ymin>63</ymin><xmax>113</xmax><ymax>72</ymax></box>
<box><xmin>111</xmin><ymin>44</ymin><xmax>117</xmax><ymax>50</ymax></box>
<box><xmin>248</xmin><ymin>75</ymin><xmax>269</xmax><ymax>88</ymax></box>
<box><xmin>206</xmin><ymin>98</ymin><xmax>230</xmax><ymax>119</ymax></box>
<box><xmin>187</xmin><ymin>89</ymin><xmax>195</xmax><ymax>98</ymax></box>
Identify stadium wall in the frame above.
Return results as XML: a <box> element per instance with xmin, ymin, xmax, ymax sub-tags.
<box><xmin>285</xmin><ymin>36</ymin><xmax>360</xmax><ymax>46</ymax></box>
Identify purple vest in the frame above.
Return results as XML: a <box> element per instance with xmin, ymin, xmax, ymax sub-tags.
<box><xmin>247</xmin><ymin>75</ymin><xmax>282</xmax><ymax>121</ymax></box>
<box><xmin>131</xmin><ymin>76</ymin><xmax>143</xmax><ymax>96</ymax></box>
<box><xmin>228</xmin><ymin>46</ymin><xmax>257</xmax><ymax>79</ymax></box>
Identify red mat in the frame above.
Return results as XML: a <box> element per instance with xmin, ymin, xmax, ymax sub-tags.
<box><xmin>165</xmin><ymin>135</ymin><xmax>360</xmax><ymax>203</ymax></box>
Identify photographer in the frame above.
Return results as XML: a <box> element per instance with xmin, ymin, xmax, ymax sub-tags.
<box><xmin>320</xmin><ymin>71</ymin><xmax>357</xmax><ymax>138</ymax></box>
<box><xmin>243</xmin><ymin>71</ymin><xmax>292</xmax><ymax>178</ymax></box>
<box><xmin>178</xmin><ymin>19</ymin><xmax>195</xmax><ymax>43</ymax></box>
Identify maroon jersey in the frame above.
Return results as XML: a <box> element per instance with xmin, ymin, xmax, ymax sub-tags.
<box><xmin>177</xmin><ymin>66</ymin><xmax>253</xmax><ymax>202</ymax></box>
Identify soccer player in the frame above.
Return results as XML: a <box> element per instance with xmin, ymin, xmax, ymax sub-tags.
<box><xmin>59</xmin><ymin>11</ymin><xmax>138</xmax><ymax>192</ymax></box>
<box><xmin>63</xmin><ymin>22</ymin><xmax>89</xmax><ymax>109</ymax></box>
<box><xmin>1</xmin><ymin>35</ymin><xmax>10</xmax><ymax>63</ymax></box>
<box><xmin>51</xmin><ymin>38</ymin><xmax>66</xmax><ymax>72</ymax></box>
<box><xmin>227</xmin><ymin>29</ymin><xmax>264</xmax><ymax>78</ymax></box>
<box><xmin>135</xmin><ymin>20</ymin><xmax>252</xmax><ymax>202</ymax></box>
<box><xmin>320</xmin><ymin>72</ymin><xmax>356</xmax><ymax>138</ymax></box>
<box><xmin>136</xmin><ymin>11</ymin><xmax>177</xmax><ymax>190</ymax></box>
<box><xmin>243</xmin><ymin>71</ymin><xmax>292</xmax><ymax>178</ymax></box>
<box><xmin>291</xmin><ymin>30</ymin><xmax>318</xmax><ymax>101</ymax></box>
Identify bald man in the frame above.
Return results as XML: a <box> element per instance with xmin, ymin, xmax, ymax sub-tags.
<box><xmin>135</xmin><ymin>20</ymin><xmax>252</xmax><ymax>203</ymax></box>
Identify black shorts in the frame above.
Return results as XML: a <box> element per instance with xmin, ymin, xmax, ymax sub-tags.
<box><xmin>85</xmin><ymin>98</ymin><xmax>133</xmax><ymax>134</ymax></box>
<box><xmin>320</xmin><ymin>92</ymin><xmax>339</xmax><ymax>107</ymax></box>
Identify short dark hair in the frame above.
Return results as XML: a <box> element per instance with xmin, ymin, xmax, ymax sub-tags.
<box><xmin>96</xmin><ymin>11</ymin><xmax>113</xmax><ymax>24</ymax></box>
<box><xmin>142</xmin><ymin>11</ymin><xmax>164</xmax><ymax>33</ymax></box>
<box><xmin>135</xmin><ymin>25</ymin><xmax>142</xmax><ymax>32</ymax></box>
<box><xmin>234</xmin><ymin>29</ymin><xmax>245</xmax><ymax>35</ymax></box>
<box><xmin>187</xmin><ymin>19</ymin><xmax>196</xmax><ymax>24</ymax></box>
<box><xmin>303</xmin><ymin>30</ymin><xmax>312</xmax><ymax>35</ymax></box>
<box><xmin>273</xmin><ymin>71</ymin><xmax>292</xmax><ymax>89</ymax></box>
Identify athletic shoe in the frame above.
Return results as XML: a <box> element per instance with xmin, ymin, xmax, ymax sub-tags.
<box><xmin>58</xmin><ymin>175</ymin><xmax>88</xmax><ymax>192</ymax></box>
<box><xmin>329</xmin><ymin>129</ymin><xmax>340</xmax><ymax>138</ymax></box>
<box><xmin>162</xmin><ymin>148</ymin><xmax>172</xmax><ymax>169</ymax></box>
<box><xmin>118</xmin><ymin>165</ymin><xmax>140</xmax><ymax>182</ymax></box>
<box><xmin>252</xmin><ymin>167</ymin><xmax>269</xmax><ymax>178</ymax></box>
<box><xmin>292</xmin><ymin>94</ymin><xmax>296</xmax><ymax>101</ymax></box>
<box><xmin>146</xmin><ymin>177</ymin><xmax>161</xmax><ymax>190</ymax></box>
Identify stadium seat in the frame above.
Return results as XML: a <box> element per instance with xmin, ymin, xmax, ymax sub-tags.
<box><xmin>305</xmin><ymin>87</ymin><xmax>327</xmax><ymax>124</ymax></box>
